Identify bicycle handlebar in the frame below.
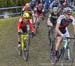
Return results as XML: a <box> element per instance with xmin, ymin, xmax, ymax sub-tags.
<box><xmin>65</xmin><ymin>37</ymin><xmax>75</xmax><ymax>39</ymax></box>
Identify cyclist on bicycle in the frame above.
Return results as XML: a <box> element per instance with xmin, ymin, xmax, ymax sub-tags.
<box><xmin>43</xmin><ymin>0</ymin><xmax>51</xmax><ymax>9</ymax></box>
<box><xmin>29</xmin><ymin>0</ymin><xmax>36</xmax><ymax>10</ymax></box>
<box><xmin>17</xmin><ymin>12</ymin><xmax>35</xmax><ymax>48</ymax></box>
<box><xmin>59</xmin><ymin>0</ymin><xmax>67</xmax><ymax>14</ymax></box>
<box><xmin>22</xmin><ymin>3</ymin><xmax>34</xmax><ymax>14</ymax></box>
<box><xmin>34</xmin><ymin>3</ymin><xmax>44</xmax><ymax>24</ymax></box>
<box><xmin>54</xmin><ymin>7</ymin><xmax>75</xmax><ymax>61</ymax></box>
<box><xmin>47</xmin><ymin>7</ymin><xmax>60</xmax><ymax>36</ymax></box>
<box><xmin>49</xmin><ymin>0</ymin><xmax>59</xmax><ymax>12</ymax></box>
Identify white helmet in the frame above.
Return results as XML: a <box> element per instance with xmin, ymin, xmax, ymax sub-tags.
<box><xmin>63</xmin><ymin>7</ymin><xmax>72</xmax><ymax>14</ymax></box>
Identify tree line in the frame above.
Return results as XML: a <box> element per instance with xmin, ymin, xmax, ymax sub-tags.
<box><xmin>0</xmin><ymin>0</ymin><xmax>30</xmax><ymax>8</ymax></box>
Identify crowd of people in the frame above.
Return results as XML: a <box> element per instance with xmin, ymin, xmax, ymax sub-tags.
<box><xmin>17</xmin><ymin>0</ymin><xmax>75</xmax><ymax>62</ymax></box>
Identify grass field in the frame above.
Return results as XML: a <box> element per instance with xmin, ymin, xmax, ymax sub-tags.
<box><xmin>0</xmin><ymin>16</ymin><xmax>75</xmax><ymax>66</ymax></box>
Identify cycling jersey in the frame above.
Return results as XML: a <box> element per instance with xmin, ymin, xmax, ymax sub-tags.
<box><xmin>18</xmin><ymin>17</ymin><xmax>35</xmax><ymax>33</ymax></box>
<box><xmin>29</xmin><ymin>1</ymin><xmax>36</xmax><ymax>10</ymax></box>
<box><xmin>57</xmin><ymin>15</ymin><xmax>75</xmax><ymax>34</ymax></box>
<box><xmin>34</xmin><ymin>7</ymin><xmax>44</xmax><ymax>16</ymax></box>
<box><xmin>43</xmin><ymin>0</ymin><xmax>51</xmax><ymax>8</ymax></box>
<box><xmin>49</xmin><ymin>12</ymin><xmax>60</xmax><ymax>26</ymax></box>
<box><xmin>59</xmin><ymin>0</ymin><xmax>66</xmax><ymax>5</ymax></box>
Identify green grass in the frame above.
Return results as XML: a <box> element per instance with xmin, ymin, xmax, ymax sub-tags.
<box><xmin>0</xmin><ymin>16</ymin><xmax>49</xmax><ymax>66</ymax></box>
<box><xmin>0</xmin><ymin>16</ymin><xmax>75</xmax><ymax>66</ymax></box>
<box><xmin>72</xmin><ymin>12</ymin><xmax>75</xmax><ymax>17</ymax></box>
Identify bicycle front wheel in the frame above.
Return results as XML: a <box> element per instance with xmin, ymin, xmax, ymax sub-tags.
<box><xmin>22</xmin><ymin>37</ymin><xmax>29</xmax><ymax>61</ymax></box>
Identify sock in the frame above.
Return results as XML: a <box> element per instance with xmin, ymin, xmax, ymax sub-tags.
<box><xmin>18</xmin><ymin>41</ymin><xmax>21</xmax><ymax>44</ymax></box>
<box><xmin>55</xmin><ymin>50</ymin><xmax>58</xmax><ymax>56</ymax></box>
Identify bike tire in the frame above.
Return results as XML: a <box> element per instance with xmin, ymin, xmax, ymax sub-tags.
<box><xmin>65</xmin><ymin>47</ymin><xmax>73</xmax><ymax>66</ymax></box>
<box><xmin>35</xmin><ymin>23</ymin><xmax>38</xmax><ymax>34</ymax></box>
<box><xmin>58</xmin><ymin>47</ymin><xmax>73</xmax><ymax>66</ymax></box>
<box><xmin>17</xmin><ymin>46</ymin><xmax>22</xmax><ymax>56</ymax></box>
<box><xmin>22</xmin><ymin>37</ymin><xmax>29</xmax><ymax>61</ymax></box>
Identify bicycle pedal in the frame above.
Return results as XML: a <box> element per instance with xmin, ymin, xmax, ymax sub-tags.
<box><xmin>24</xmin><ymin>48</ymin><xmax>27</xmax><ymax>50</ymax></box>
<box><xmin>65</xmin><ymin>57</ymin><xmax>71</xmax><ymax>61</ymax></box>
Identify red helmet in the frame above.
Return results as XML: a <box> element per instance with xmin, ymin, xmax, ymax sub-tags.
<box><xmin>38</xmin><ymin>3</ymin><xmax>42</xmax><ymax>8</ymax></box>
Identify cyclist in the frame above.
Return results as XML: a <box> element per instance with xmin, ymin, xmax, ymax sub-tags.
<box><xmin>49</xmin><ymin>0</ymin><xmax>59</xmax><ymax>11</ymax></box>
<box><xmin>47</xmin><ymin>7</ymin><xmax>60</xmax><ymax>27</ymax></box>
<box><xmin>29</xmin><ymin>0</ymin><xmax>36</xmax><ymax>10</ymax></box>
<box><xmin>47</xmin><ymin>7</ymin><xmax>60</xmax><ymax>36</ymax></box>
<box><xmin>22</xmin><ymin>3</ymin><xmax>30</xmax><ymax>13</ymax></box>
<box><xmin>59</xmin><ymin>0</ymin><xmax>67</xmax><ymax>14</ymax></box>
<box><xmin>22</xmin><ymin>3</ymin><xmax>34</xmax><ymax>14</ymax></box>
<box><xmin>34</xmin><ymin>3</ymin><xmax>44</xmax><ymax>24</ymax></box>
<box><xmin>59</xmin><ymin>0</ymin><xmax>67</xmax><ymax>7</ymax></box>
<box><xmin>43</xmin><ymin>0</ymin><xmax>51</xmax><ymax>9</ymax></box>
<box><xmin>17</xmin><ymin>12</ymin><xmax>35</xmax><ymax>48</ymax></box>
<box><xmin>54</xmin><ymin>7</ymin><xmax>75</xmax><ymax>61</ymax></box>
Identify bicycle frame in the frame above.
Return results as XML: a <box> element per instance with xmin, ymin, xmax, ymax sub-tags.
<box><xmin>21</xmin><ymin>34</ymin><xmax>28</xmax><ymax>50</ymax></box>
<box><xmin>63</xmin><ymin>38</ymin><xmax>68</xmax><ymax>49</ymax></box>
<box><xmin>21</xmin><ymin>22</ymin><xmax>30</xmax><ymax>50</ymax></box>
<box><xmin>62</xmin><ymin>37</ymin><xmax>75</xmax><ymax>60</ymax></box>
<box><xmin>62</xmin><ymin>38</ymin><xmax>71</xmax><ymax>60</ymax></box>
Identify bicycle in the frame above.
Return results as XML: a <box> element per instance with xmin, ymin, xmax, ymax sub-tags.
<box><xmin>51</xmin><ymin>37</ymin><xmax>75</xmax><ymax>66</ymax></box>
<box><xmin>48</xmin><ymin>26</ymin><xmax>56</xmax><ymax>54</ymax></box>
<box><xmin>17</xmin><ymin>23</ymin><xmax>30</xmax><ymax>61</ymax></box>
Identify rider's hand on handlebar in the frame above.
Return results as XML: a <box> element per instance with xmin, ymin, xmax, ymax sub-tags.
<box><xmin>61</xmin><ymin>34</ymin><xmax>66</xmax><ymax>38</ymax></box>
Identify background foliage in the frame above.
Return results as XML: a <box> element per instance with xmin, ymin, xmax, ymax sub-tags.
<box><xmin>0</xmin><ymin>0</ymin><xmax>31</xmax><ymax>7</ymax></box>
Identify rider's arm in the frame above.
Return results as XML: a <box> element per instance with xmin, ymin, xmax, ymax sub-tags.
<box><xmin>71</xmin><ymin>16</ymin><xmax>75</xmax><ymax>34</ymax></box>
<box><xmin>17</xmin><ymin>17</ymin><xmax>22</xmax><ymax>32</ymax></box>
<box><xmin>47</xmin><ymin>14</ymin><xmax>53</xmax><ymax>27</ymax></box>
<box><xmin>73</xmin><ymin>24</ymin><xmax>75</xmax><ymax>35</ymax></box>
<box><xmin>32</xmin><ymin>11</ymin><xmax>35</xmax><ymax>23</ymax></box>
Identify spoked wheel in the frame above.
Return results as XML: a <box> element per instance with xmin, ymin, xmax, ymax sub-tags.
<box><xmin>64</xmin><ymin>47</ymin><xmax>73</xmax><ymax>66</ymax></box>
<box><xmin>58</xmin><ymin>47</ymin><xmax>73</xmax><ymax>66</ymax></box>
<box><xmin>34</xmin><ymin>22</ymin><xmax>39</xmax><ymax>34</ymax></box>
<box><xmin>23</xmin><ymin>48</ymin><xmax>29</xmax><ymax>61</ymax></box>
<box><xmin>22</xmin><ymin>39</ymin><xmax>29</xmax><ymax>61</ymax></box>
<box><xmin>49</xmin><ymin>38</ymin><xmax>56</xmax><ymax>65</ymax></box>
<box><xmin>17</xmin><ymin>46</ymin><xmax>22</xmax><ymax>56</ymax></box>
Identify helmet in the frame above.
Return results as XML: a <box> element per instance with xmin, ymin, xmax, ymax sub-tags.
<box><xmin>24</xmin><ymin>3</ymin><xmax>30</xmax><ymax>8</ymax></box>
<box><xmin>52</xmin><ymin>7</ymin><xmax>59</xmax><ymax>13</ymax></box>
<box><xmin>23</xmin><ymin>12</ymin><xmax>30</xmax><ymax>19</ymax></box>
<box><xmin>38</xmin><ymin>3</ymin><xmax>42</xmax><ymax>8</ymax></box>
<box><xmin>63</xmin><ymin>7</ymin><xmax>72</xmax><ymax>14</ymax></box>
<box><xmin>32</xmin><ymin>0</ymin><xmax>35</xmax><ymax>2</ymax></box>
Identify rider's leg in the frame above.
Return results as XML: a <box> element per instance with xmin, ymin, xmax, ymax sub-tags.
<box><xmin>55</xmin><ymin>36</ymin><xmax>62</xmax><ymax>57</ymax></box>
<box><xmin>17</xmin><ymin>29</ymin><xmax>22</xmax><ymax>48</ymax></box>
